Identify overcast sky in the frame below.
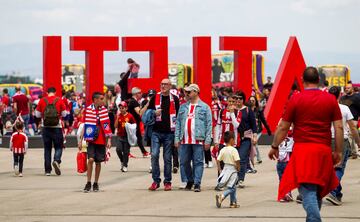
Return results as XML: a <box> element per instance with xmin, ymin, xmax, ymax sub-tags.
<box><xmin>0</xmin><ymin>0</ymin><xmax>359</xmax><ymax>83</ymax></box>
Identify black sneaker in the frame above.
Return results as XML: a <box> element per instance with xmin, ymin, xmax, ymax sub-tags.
<box><xmin>194</xmin><ymin>184</ymin><xmax>201</xmax><ymax>192</ymax></box>
<box><xmin>93</xmin><ymin>182</ymin><xmax>99</xmax><ymax>192</ymax></box>
<box><xmin>52</xmin><ymin>161</ymin><xmax>61</xmax><ymax>176</ymax></box>
<box><xmin>296</xmin><ymin>195</ymin><xmax>303</xmax><ymax>204</ymax></box>
<box><xmin>83</xmin><ymin>182</ymin><xmax>91</xmax><ymax>193</ymax></box>
<box><xmin>325</xmin><ymin>193</ymin><xmax>342</xmax><ymax>206</ymax></box>
<box><xmin>185</xmin><ymin>182</ymin><xmax>194</xmax><ymax>190</ymax></box>
<box><xmin>173</xmin><ymin>167</ymin><xmax>178</xmax><ymax>174</ymax></box>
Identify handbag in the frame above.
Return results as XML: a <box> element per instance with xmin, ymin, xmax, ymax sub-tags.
<box><xmin>76</xmin><ymin>152</ymin><xmax>87</xmax><ymax>173</ymax></box>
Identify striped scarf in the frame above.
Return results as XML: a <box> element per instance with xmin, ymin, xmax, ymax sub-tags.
<box><xmin>83</xmin><ymin>104</ymin><xmax>112</xmax><ymax>141</ymax></box>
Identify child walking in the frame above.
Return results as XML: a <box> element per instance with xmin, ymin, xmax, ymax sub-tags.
<box><xmin>215</xmin><ymin>131</ymin><xmax>241</xmax><ymax>208</ymax></box>
<box><xmin>114</xmin><ymin>101</ymin><xmax>136</xmax><ymax>172</ymax></box>
<box><xmin>10</xmin><ymin>121</ymin><xmax>28</xmax><ymax>177</ymax></box>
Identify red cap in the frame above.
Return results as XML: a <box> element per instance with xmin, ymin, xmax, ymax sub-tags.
<box><xmin>119</xmin><ymin>101</ymin><xmax>128</xmax><ymax>107</ymax></box>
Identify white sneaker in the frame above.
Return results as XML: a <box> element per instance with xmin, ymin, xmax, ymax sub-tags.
<box><xmin>179</xmin><ymin>182</ymin><xmax>187</xmax><ymax>189</ymax></box>
<box><xmin>148</xmin><ymin>166</ymin><xmax>152</xmax><ymax>174</ymax></box>
<box><xmin>19</xmin><ymin>173</ymin><xmax>23</xmax><ymax>177</ymax></box>
<box><xmin>208</xmin><ymin>161</ymin><xmax>214</xmax><ymax>168</ymax></box>
<box><xmin>122</xmin><ymin>167</ymin><xmax>128</xmax><ymax>172</ymax></box>
<box><xmin>14</xmin><ymin>165</ymin><xmax>19</xmax><ymax>176</ymax></box>
<box><xmin>45</xmin><ymin>173</ymin><xmax>51</xmax><ymax>176</ymax></box>
<box><xmin>237</xmin><ymin>180</ymin><xmax>245</xmax><ymax>188</ymax></box>
<box><xmin>204</xmin><ymin>163</ymin><xmax>209</xmax><ymax>168</ymax></box>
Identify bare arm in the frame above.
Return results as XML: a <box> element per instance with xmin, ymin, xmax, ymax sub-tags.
<box><xmin>272</xmin><ymin>120</ymin><xmax>291</xmax><ymax>148</ymax></box>
<box><xmin>268</xmin><ymin>120</ymin><xmax>291</xmax><ymax>160</ymax></box>
<box><xmin>347</xmin><ymin>120</ymin><xmax>360</xmax><ymax>147</ymax></box>
<box><xmin>333</xmin><ymin>120</ymin><xmax>344</xmax><ymax>154</ymax></box>
<box><xmin>235</xmin><ymin>160</ymin><xmax>240</xmax><ymax>172</ymax></box>
<box><xmin>333</xmin><ymin>120</ymin><xmax>344</xmax><ymax>166</ymax></box>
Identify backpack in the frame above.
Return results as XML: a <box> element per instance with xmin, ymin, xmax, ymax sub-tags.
<box><xmin>43</xmin><ymin>97</ymin><xmax>60</xmax><ymax>126</ymax></box>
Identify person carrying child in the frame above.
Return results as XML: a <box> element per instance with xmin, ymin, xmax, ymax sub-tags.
<box><xmin>215</xmin><ymin>131</ymin><xmax>241</xmax><ymax>208</ymax></box>
<box><xmin>114</xmin><ymin>101</ymin><xmax>136</xmax><ymax>172</ymax></box>
<box><xmin>10</xmin><ymin>120</ymin><xmax>28</xmax><ymax>177</ymax></box>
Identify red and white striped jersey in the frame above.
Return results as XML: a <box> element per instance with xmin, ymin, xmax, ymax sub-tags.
<box><xmin>214</xmin><ymin>109</ymin><xmax>241</xmax><ymax>146</ymax></box>
<box><xmin>10</xmin><ymin>132</ymin><xmax>28</xmax><ymax>154</ymax></box>
<box><xmin>182</xmin><ymin>104</ymin><xmax>203</xmax><ymax>145</ymax></box>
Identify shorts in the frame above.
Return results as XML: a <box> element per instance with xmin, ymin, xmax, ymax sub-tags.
<box><xmin>87</xmin><ymin>143</ymin><xmax>106</xmax><ymax>163</ymax></box>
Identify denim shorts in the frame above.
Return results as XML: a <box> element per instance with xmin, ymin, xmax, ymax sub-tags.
<box><xmin>87</xmin><ymin>143</ymin><xmax>106</xmax><ymax>163</ymax></box>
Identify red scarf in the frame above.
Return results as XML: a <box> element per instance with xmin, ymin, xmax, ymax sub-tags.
<box><xmin>155</xmin><ymin>92</ymin><xmax>176</xmax><ymax>131</ymax></box>
<box><xmin>84</xmin><ymin>104</ymin><xmax>112</xmax><ymax>141</ymax></box>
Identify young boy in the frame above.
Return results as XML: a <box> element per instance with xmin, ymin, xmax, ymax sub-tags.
<box><xmin>215</xmin><ymin>131</ymin><xmax>241</xmax><ymax>208</ymax></box>
<box><xmin>114</xmin><ymin>101</ymin><xmax>136</xmax><ymax>172</ymax></box>
<box><xmin>10</xmin><ymin>121</ymin><xmax>28</xmax><ymax>177</ymax></box>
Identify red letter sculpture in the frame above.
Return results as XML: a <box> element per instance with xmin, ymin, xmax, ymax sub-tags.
<box><xmin>193</xmin><ymin>37</ymin><xmax>212</xmax><ymax>106</ymax></box>
<box><xmin>219</xmin><ymin>37</ymin><xmax>267</xmax><ymax>98</ymax></box>
<box><xmin>264</xmin><ymin>37</ymin><xmax>306</xmax><ymax>131</ymax></box>
<box><xmin>70</xmin><ymin>36</ymin><xmax>119</xmax><ymax>105</ymax></box>
<box><xmin>43</xmin><ymin>36</ymin><xmax>62</xmax><ymax>97</ymax></box>
<box><xmin>122</xmin><ymin>37</ymin><xmax>168</xmax><ymax>93</ymax></box>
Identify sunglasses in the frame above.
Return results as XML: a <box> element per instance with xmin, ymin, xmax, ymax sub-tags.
<box><xmin>235</xmin><ymin>97</ymin><xmax>243</xmax><ymax>100</ymax></box>
<box><xmin>185</xmin><ymin>91</ymin><xmax>192</xmax><ymax>94</ymax></box>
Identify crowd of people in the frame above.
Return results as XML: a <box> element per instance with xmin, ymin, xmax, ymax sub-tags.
<box><xmin>1</xmin><ymin>61</ymin><xmax>360</xmax><ymax>221</ymax></box>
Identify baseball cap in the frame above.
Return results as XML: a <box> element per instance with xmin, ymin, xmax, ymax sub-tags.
<box><xmin>119</xmin><ymin>101</ymin><xmax>128</xmax><ymax>107</ymax></box>
<box><xmin>184</xmin><ymin>84</ymin><xmax>200</xmax><ymax>93</ymax></box>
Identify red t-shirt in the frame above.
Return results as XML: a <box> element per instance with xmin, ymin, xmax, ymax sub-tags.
<box><xmin>36</xmin><ymin>96</ymin><xmax>66</xmax><ymax>127</ymax></box>
<box><xmin>282</xmin><ymin>89</ymin><xmax>342</xmax><ymax>146</ymax></box>
<box><xmin>116</xmin><ymin>112</ymin><xmax>136</xmax><ymax>137</ymax></box>
<box><xmin>2</xmin><ymin>95</ymin><xmax>10</xmax><ymax>108</ymax></box>
<box><xmin>89</xmin><ymin>108</ymin><xmax>107</xmax><ymax>145</ymax></box>
<box><xmin>12</xmin><ymin>93</ymin><xmax>29</xmax><ymax>115</ymax></box>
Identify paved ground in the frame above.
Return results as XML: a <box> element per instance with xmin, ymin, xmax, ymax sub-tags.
<box><xmin>0</xmin><ymin>145</ymin><xmax>359</xmax><ymax>222</ymax></box>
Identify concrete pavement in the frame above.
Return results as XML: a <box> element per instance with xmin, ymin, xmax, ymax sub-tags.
<box><xmin>0</xmin><ymin>146</ymin><xmax>359</xmax><ymax>222</ymax></box>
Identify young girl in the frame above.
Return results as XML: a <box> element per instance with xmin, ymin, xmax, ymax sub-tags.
<box><xmin>10</xmin><ymin>121</ymin><xmax>28</xmax><ymax>177</ymax></box>
<box><xmin>215</xmin><ymin>131</ymin><xmax>241</xmax><ymax>208</ymax></box>
<box><xmin>114</xmin><ymin>101</ymin><xmax>136</xmax><ymax>172</ymax></box>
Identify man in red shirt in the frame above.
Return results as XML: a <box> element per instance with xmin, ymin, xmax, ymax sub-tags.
<box><xmin>269</xmin><ymin>67</ymin><xmax>343</xmax><ymax>221</ymax></box>
<box><xmin>35</xmin><ymin>87</ymin><xmax>67</xmax><ymax>176</ymax></box>
<box><xmin>12</xmin><ymin>86</ymin><xmax>30</xmax><ymax>135</ymax></box>
<box><xmin>79</xmin><ymin>92</ymin><xmax>112</xmax><ymax>193</ymax></box>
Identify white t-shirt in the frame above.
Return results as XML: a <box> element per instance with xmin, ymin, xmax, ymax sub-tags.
<box><xmin>331</xmin><ymin>104</ymin><xmax>353</xmax><ymax>139</ymax></box>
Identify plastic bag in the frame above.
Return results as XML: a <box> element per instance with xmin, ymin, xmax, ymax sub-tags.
<box><xmin>77</xmin><ymin>152</ymin><xmax>87</xmax><ymax>173</ymax></box>
<box><xmin>125</xmin><ymin>123</ymin><xmax>137</xmax><ymax>146</ymax></box>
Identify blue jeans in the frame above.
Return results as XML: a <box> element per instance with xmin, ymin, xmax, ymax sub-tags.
<box><xmin>42</xmin><ymin>128</ymin><xmax>64</xmax><ymax>173</ymax></box>
<box><xmin>331</xmin><ymin>140</ymin><xmax>351</xmax><ymax>199</ymax></box>
<box><xmin>21</xmin><ymin>114</ymin><xmax>30</xmax><ymax>135</ymax></box>
<box><xmin>237</xmin><ymin>139</ymin><xmax>251</xmax><ymax>181</ymax></box>
<box><xmin>276</xmin><ymin>161</ymin><xmax>288</xmax><ymax>181</ymax></box>
<box><xmin>179</xmin><ymin>144</ymin><xmax>204</xmax><ymax>185</ymax></box>
<box><xmin>151</xmin><ymin>132</ymin><xmax>174</xmax><ymax>184</ymax></box>
<box><xmin>299</xmin><ymin>183</ymin><xmax>322</xmax><ymax>222</ymax></box>
<box><xmin>223</xmin><ymin>186</ymin><xmax>237</xmax><ymax>203</ymax></box>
